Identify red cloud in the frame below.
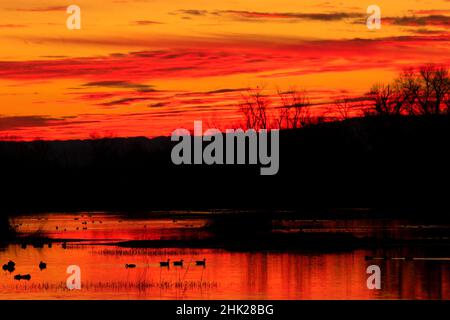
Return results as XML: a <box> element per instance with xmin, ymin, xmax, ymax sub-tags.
<box><xmin>0</xmin><ymin>35</ymin><xmax>449</xmax><ymax>83</ymax></box>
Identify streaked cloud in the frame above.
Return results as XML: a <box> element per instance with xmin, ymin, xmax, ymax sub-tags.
<box><xmin>0</xmin><ymin>24</ymin><xmax>27</xmax><ymax>28</ymax></box>
<box><xmin>173</xmin><ymin>9</ymin><xmax>364</xmax><ymax>22</ymax></box>
<box><xmin>8</xmin><ymin>6</ymin><xmax>66</xmax><ymax>12</ymax></box>
<box><xmin>384</xmin><ymin>15</ymin><xmax>450</xmax><ymax>28</ymax></box>
<box><xmin>132</xmin><ymin>20</ymin><xmax>164</xmax><ymax>25</ymax></box>
<box><xmin>0</xmin><ymin>34</ymin><xmax>448</xmax><ymax>83</ymax></box>
<box><xmin>0</xmin><ymin>115</ymin><xmax>97</xmax><ymax>131</ymax></box>
<box><xmin>82</xmin><ymin>81</ymin><xmax>155</xmax><ymax>92</ymax></box>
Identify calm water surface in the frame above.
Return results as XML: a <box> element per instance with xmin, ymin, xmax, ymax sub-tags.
<box><xmin>0</xmin><ymin>212</ymin><xmax>449</xmax><ymax>300</ymax></box>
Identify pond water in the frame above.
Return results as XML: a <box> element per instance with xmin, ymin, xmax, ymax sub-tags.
<box><xmin>0</xmin><ymin>212</ymin><xmax>449</xmax><ymax>300</ymax></box>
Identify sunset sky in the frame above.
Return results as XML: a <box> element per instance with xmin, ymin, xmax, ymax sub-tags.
<box><xmin>1</xmin><ymin>0</ymin><xmax>449</xmax><ymax>140</ymax></box>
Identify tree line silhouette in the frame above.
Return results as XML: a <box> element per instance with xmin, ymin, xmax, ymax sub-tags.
<box><xmin>369</xmin><ymin>65</ymin><xmax>450</xmax><ymax>116</ymax></box>
<box><xmin>239</xmin><ymin>65</ymin><xmax>450</xmax><ymax>129</ymax></box>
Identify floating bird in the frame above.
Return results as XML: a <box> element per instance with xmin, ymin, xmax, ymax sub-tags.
<box><xmin>56</xmin><ymin>226</ymin><xmax>59</xmax><ymax>230</ymax></box>
<box><xmin>62</xmin><ymin>242</ymin><xmax>67</xmax><ymax>249</ymax></box>
<box><xmin>173</xmin><ymin>259</ymin><xmax>184</xmax><ymax>267</ymax></box>
<box><xmin>160</xmin><ymin>259</ymin><xmax>170</xmax><ymax>267</ymax></box>
<box><xmin>2</xmin><ymin>263</ymin><xmax>15</xmax><ymax>273</ymax></box>
<box><xmin>48</xmin><ymin>243</ymin><xmax>52</xmax><ymax>248</ymax></box>
<box><xmin>125</xmin><ymin>264</ymin><xmax>136</xmax><ymax>269</ymax></box>
<box><xmin>14</xmin><ymin>274</ymin><xmax>31</xmax><ymax>281</ymax></box>
<box><xmin>21</xmin><ymin>243</ymin><xmax>27</xmax><ymax>249</ymax></box>
<box><xmin>39</xmin><ymin>261</ymin><xmax>47</xmax><ymax>270</ymax></box>
<box><xmin>195</xmin><ymin>258</ymin><xmax>206</xmax><ymax>266</ymax></box>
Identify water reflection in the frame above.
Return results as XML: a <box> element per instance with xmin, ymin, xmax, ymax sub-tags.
<box><xmin>0</xmin><ymin>213</ymin><xmax>449</xmax><ymax>300</ymax></box>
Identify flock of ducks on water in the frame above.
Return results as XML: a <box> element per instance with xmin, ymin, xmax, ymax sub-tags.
<box><xmin>7</xmin><ymin>216</ymin><xmax>205</xmax><ymax>282</ymax></box>
<box><xmin>3</xmin><ymin>257</ymin><xmax>206</xmax><ymax>282</ymax></box>
<box><xmin>125</xmin><ymin>258</ymin><xmax>207</xmax><ymax>269</ymax></box>
<box><xmin>15</xmin><ymin>214</ymin><xmax>199</xmax><ymax>234</ymax></box>
<box><xmin>54</xmin><ymin>218</ymin><xmax>103</xmax><ymax>232</ymax></box>
<box><xmin>2</xmin><ymin>260</ymin><xmax>47</xmax><ymax>281</ymax></box>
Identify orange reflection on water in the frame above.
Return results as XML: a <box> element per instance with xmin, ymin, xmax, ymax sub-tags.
<box><xmin>1</xmin><ymin>245</ymin><xmax>449</xmax><ymax>300</ymax></box>
<box><xmin>1</xmin><ymin>213</ymin><xmax>449</xmax><ymax>300</ymax></box>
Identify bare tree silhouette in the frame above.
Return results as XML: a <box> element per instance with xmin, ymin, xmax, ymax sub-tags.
<box><xmin>369</xmin><ymin>82</ymin><xmax>406</xmax><ymax>116</ymax></box>
<box><xmin>277</xmin><ymin>89</ymin><xmax>312</xmax><ymax>129</ymax></box>
<box><xmin>239</xmin><ymin>65</ymin><xmax>449</xmax><ymax>129</ymax></box>
<box><xmin>240</xmin><ymin>86</ymin><xmax>270</xmax><ymax>130</ymax></box>
<box><xmin>369</xmin><ymin>65</ymin><xmax>450</xmax><ymax>116</ymax></box>
<box><xmin>239</xmin><ymin>87</ymin><xmax>313</xmax><ymax>130</ymax></box>
<box><xmin>333</xmin><ymin>97</ymin><xmax>360</xmax><ymax>121</ymax></box>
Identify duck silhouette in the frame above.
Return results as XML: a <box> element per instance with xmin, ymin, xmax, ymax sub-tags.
<box><xmin>159</xmin><ymin>259</ymin><xmax>170</xmax><ymax>267</ymax></box>
<box><xmin>173</xmin><ymin>259</ymin><xmax>184</xmax><ymax>267</ymax></box>
<box><xmin>39</xmin><ymin>261</ymin><xmax>47</xmax><ymax>270</ymax></box>
<box><xmin>2</xmin><ymin>261</ymin><xmax>16</xmax><ymax>273</ymax></box>
<box><xmin>125</xmin><ymin>264</ymin><xmax>136</xmax><ymax>269</ymax></box>
<box><xmin>14</xmin><ymin>274</ymin><xmax>31</xmax><ymax>281</ymax></box>
<box><xmin>2</xmin><ymin>263</ymin><xmax>15</xmax><ymax>273</ymax></box>
<box><xmin>195</xmin><ymin>258</ymin><xmax>206</xmax><ymax>267</ymax></box>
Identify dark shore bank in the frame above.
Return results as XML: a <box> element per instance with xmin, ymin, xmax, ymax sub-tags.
<box><xmin>1</xmin><ymin>115</ymin><xmax>450</xmax><ymax>215</ymax></box>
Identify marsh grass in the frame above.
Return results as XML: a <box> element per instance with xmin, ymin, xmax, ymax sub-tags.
<box><xmin>92</xmin><ymin>248</ymin><xmax>210</xmax><ymax>256</ymax></box>
<box><xmin>3</xmin><ymin>280</ymin><xmax>218</xmax><ymax>292</ymax></box>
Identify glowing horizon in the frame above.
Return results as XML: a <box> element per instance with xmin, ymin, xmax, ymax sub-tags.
<box><xmin>0</xmin><ymin>0</ymin><xmax>449</xmax><ymax>140</ymax></box>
